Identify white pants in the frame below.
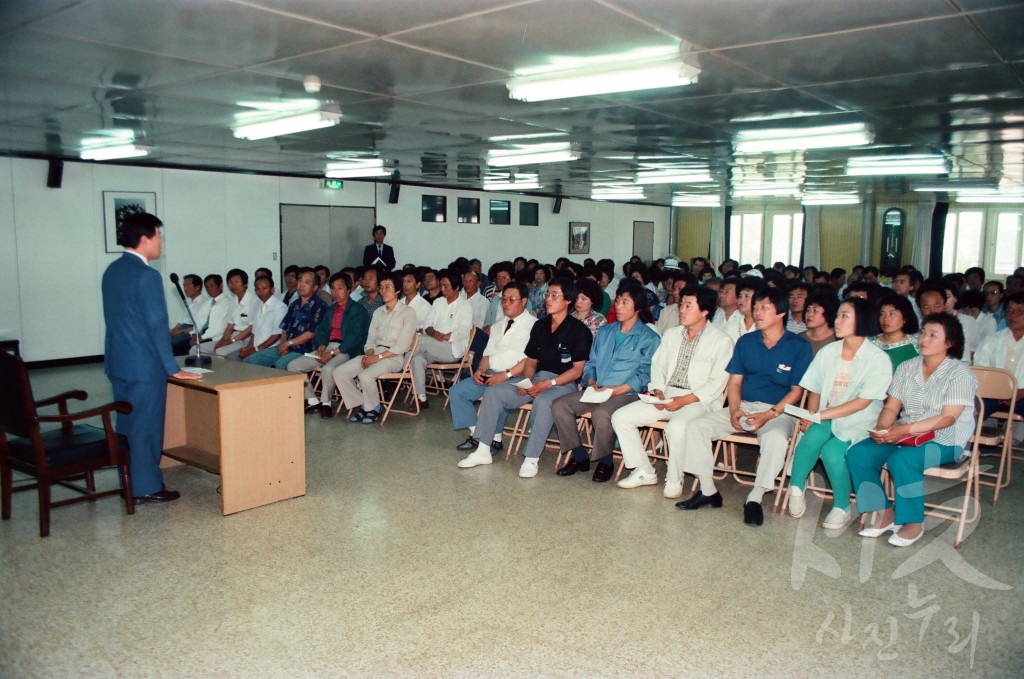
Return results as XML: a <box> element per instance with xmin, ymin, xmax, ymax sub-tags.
<box><xmin>611</xmin><ymin>400</ymin><xmax>712</xmax><ymax>484</ymax></box>
<box><xmin>676</xmin><ymin>401</ymin><xmax>795</xmax><ymax>490</ymax></box>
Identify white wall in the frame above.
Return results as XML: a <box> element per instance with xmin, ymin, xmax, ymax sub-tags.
<box><xmin>0</xmin><ymin>158</ymin><xmax>669</xmax><ymax>362</ymax></box>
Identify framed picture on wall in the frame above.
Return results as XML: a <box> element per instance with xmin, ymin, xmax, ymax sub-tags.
<box><xmin>569</xmin><ymin>222</ymin><xmax>590</xmax><ymax>254</ymax></box>
<box><xmin>103</xmin><ymin>191</ymin><xmax>157</xmax><ymax>253</ymax></box>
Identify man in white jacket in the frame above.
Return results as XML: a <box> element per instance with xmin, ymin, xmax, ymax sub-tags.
<box><xmin>611</xmin><ymin>286</ymin><xmax>734</xmax><ymax>498</ymax></box>
<box><xmin>974</xmin><ymin>291</ymin><xmax>1024</xmax><ymax>432</ymax></box>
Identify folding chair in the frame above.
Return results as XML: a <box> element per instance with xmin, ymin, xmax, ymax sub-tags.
<box><xmin>425</xmin><ymin>327</ymin><xmax>476</xmax><ymax>409</ymax></box>
<box><xmin>502</xmin><ymin>403</ymin><xmax>561</xmax><ymax>462</ymax></box>
<box><xmin>375</xmin><ymin>334</ymin><xmax>420</xmax><ymax>425</ymax></box>
<box><xmin>919</xmin><ymin>395</ymin><xmax>986</xmax><ymax>549</ymax></box>
<box><xmin>554</xmin><ymin>410</ymin><xmax>623</xmax><ymax>471</ymax></box>
<box><xmin>608</xmin><ymin>419</ymin><xmax>665</xmax><ymax>482</ymax></box>
<box><xmin>972</xmin><ymin>366</ymin><xmax>1018</xmax><ymax>506</ymax></box>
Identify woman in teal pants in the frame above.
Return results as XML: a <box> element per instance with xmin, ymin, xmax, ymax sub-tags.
<box><xmin>788</xmin><ymin>298</ymin><xmax>892</xmax><ymax>528</ymax></box>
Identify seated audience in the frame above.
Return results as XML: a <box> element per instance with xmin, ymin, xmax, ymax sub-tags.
<box><xmin>871</xmin><ymin>295</ymin><xmax>920</xmax><ymax>370</ymax></box>
<box><xmin>411</xmin><ymin>270</ymin><xmax>473</xmax><ymax>408</ymax></box>
<box><xmin>710</xmin><ymin>276</ymin><xmax>743</xmax><ymax>341</ymax></box>
<box><xmin>787</xmin><ymin>298</ymin><xmax>890</xmax><ymax>528</ymax></box>
<box><xmin>786</xmin><ymin>281</ymin><xmax>811</xmax><ymax>334</ymax></box>
<box><xmin>612</xmin><ymin>285</ymin><xmax>734</xmax><ymax>497</ymax></box>
<box><xmin>281</xmin><ymin>264</ymin><xmax>300</xmax><ymax>306</ymax></box>
<box><xmin>572</xmin><ymin>278</ymin><xmax>607</xmax><ymax>338</ymax></box>
<box><xmin>400</xmin><ymin>269</ymin><xmax>432</xmax><ymax>329</ymax></box>
<box><xmin>849</xmin><ymin>313</ymin><xmax>977</xmax><ymax>547</ymax></box>
<box><xmin>231</xmin><ymin>274</ymin><xmax>288</xmax><ymax>362</ymax></box>
<box><xmin>982</xmin><ymin>280</ymin><xmax>1006</xmax><ymax>330</ymax></box>
<box><xmin>457</xmin><ymin>278</ymin><xmax>592</xmax><ymax>477</ymax></box>
<box><xmin>314</xmin><ymin>265</ymin><xmax>333</xmax><ymax>305</ymax></box>
<box><xmin>551</xmin><ymin>280</ymin><xmax>660</xmax><ymax>483</ymax></box>
<box><xmin>451</xmin><ymin>282</ymin><xmax>537</xmax><ymax>453</ymax></box>
<box><xmin>799</xmin><ymin>291</ymin><xmax>838</xmax><ymax>356</ymax></box>
<box><xmin>675</xmin><ymin>286</ymin><xmax>812</xmax><ymax>526</ymax></box>
<box><xmin>244</xmin><ymin>267</ymin><xmax>327</xmax><ymax>369</ymax></box>
<box><xmin>973</xmin><ymin>291</ymin><xmax>1024</xmax><ymax>418</ymax></box>
<box><xmin>194</xmin><ymin>273</ymin><xmax>231</xmax><ymax>350</ymax></box>
<box><xmin>357</xmin><ymin>267</ymin><xmax>384</xmax><ymax>315</ymax></box>
<box><xmin>170</xmin><ymin>273</ymin><xmax>210</xmax><ymax>356</ymax></box>
<box><xmin>333</xmin><ymin>272</ymin><xmax>418</xmax><ymax>423</ymax></box>
<box><xmin>286</xmin><ymin>273</ymin><xmax>370</xmax><ymax>417</ymax></box>
<box><xmin>207</xmin><ymin>268</ymin><xmax>260</xmax><ymax>357</ymax></box>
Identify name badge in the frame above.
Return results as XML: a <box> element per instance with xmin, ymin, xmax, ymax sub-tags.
<box><xmin>561</xmin><ymin>353</ymin><xmax>572</xmax><ymax>363</ymax></box>
<box><xmin>777</xmin><ymin>363</ymin><xmax>792</xmax><ymax>373</ymax></box>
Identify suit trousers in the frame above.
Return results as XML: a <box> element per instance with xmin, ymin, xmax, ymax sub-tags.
<box><xmin>110</xmin><ymin>377</ymin><xmax>167</xmax><ymax>497</ymax></box>
<box><xmin>473</xmin><ymin>371</ymin><xmax>576</xmax><ymax>459</ymax></box>
<box><xmin>333</xmin><ymin>354</ymin><xmax>406</xmax><ymax>411</ymax></box>
<box><xmin>287</xmin><ymin>347</ymin><xmax>351</xmax><ymax>400</ymax></box>
<box><xmin>677</xmin><ymin>400</ymin><xmax>795</xmax><ymax>491</ymax></box>
<box><xmin>611</xmin><ymin>399</ymin><xmax>712</xmax><ymax>483</ymax></box>
<box><xmin>410</xmin><ymin>335</ymin><xmax>459</xmax><ymax>397</ymax></box>
<box><xmin>551</xmin><ymin>391</ymin><xmax>638</xmax><ymax>461</ymax></box>
<box><xmin>449</xmin><ymin>373</ymin><xmax>489</xmax><ymax>430</ymax></box>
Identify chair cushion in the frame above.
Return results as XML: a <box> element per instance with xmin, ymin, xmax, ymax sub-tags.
<box><xmin>6</xmin><ymin>425</ymin><xmax>129</xmax><ymax>469</ymax></box>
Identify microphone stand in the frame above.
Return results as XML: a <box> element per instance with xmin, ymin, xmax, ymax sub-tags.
<box><xmin>170</xmin><ymin>273</ymin><xmax>212</xmax><ymax>366</ymax></box>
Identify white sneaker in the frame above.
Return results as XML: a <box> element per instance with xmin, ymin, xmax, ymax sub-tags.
<box><xmin>457</xmin><ymin>449</ymin><xmax>493</xmax><ymax>469</ymax></box>
<box><xmin>822</xmin><ymin>507</ymin><xmax>852</xmax><ymax>530</ymax></box>
<box><xmin>519</xmin><ymin>457</ymin><xmax>539</xmax><ymax>478</ymax></box>
<box><xmin>617</xmin><ymin>469</ymin><xmax>658</xmax><ymax>489</ymax></box>
<box><xmin>788</xmin><ymin>487</ymin><xmax>806</xmax><ymax>518</ymax></box>
<box><xmin>663</xmin><ymin>483</ymin><xmax>683</xmax><ymax>499</ymax></box>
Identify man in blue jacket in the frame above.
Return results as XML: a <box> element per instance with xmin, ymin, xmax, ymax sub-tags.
<box><xmin>102</xmin><ymin>212</ymin><xmax>201</xmax><ymax>503</ymax></box>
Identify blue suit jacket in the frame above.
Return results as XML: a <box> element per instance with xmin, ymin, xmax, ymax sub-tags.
<box><xmin>102</xmin><ymin>252</ymin><xmax>180</xmax><ymax>383</ymax></box>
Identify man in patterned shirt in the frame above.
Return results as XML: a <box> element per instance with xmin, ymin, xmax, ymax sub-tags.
<box><xmin>244</xmin><ymin>267</ymin><xmax>327</xmax><ymax>370</ymax></box>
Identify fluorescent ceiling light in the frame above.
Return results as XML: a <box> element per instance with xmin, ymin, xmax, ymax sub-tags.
<box><xmin>846</xmin><ymin>154</ymin><xmax>947</xmax><ymax>176</ymax></box>
<box><xmin>483</xmin><ymin>173</ymin><xmax>540</xmax><ymax>191</ymax></box>
<box><xmin>487</xmin><ymin>142</ymin><xmax>579</xmax><ymax>167</ymax></box>
<box><xmin>488</xmin><ymin>132</ymin><xmax>566</xmax><ymax>142</ymax></box>
<box><xmin>735</xmin><ymin>123</ymin><xmax>873</xmax><ymax>153</ymax></box>
<box><xmin>591</xmin><ymin>186</ymin><xmax>645</xmax><ymax>200</ymax></box>
<box><xmin>955</xmin><ymin>190</ymin><xmax>1024</xmax><ymax>203</ymax></box>
<box><xmin>325</xmin><ymin>158</ymin><xmax>390</xmax><ymax>178</ymax></box>
<box><xmin>672</xmin><ymin>194</ymin><xmax>721</xmax><ymax>207</ymax></box>
<box><xmin>507</xmin><ymin>47</ymin><xmax>699</xmax><ymax>102</ymax></box>
<box><xmin>912</xmin><ymin>180</ymin><xmax>999</xmax><ymax>192</ymax></box>
<box><xmin>635</xmin><ymin>169</ymin><xmax>712</xmax><ymax>184</ymax></box>
<box><xmin>79</xmin><ymin>132</ymin><xmax>150</xmax><ymax>161</ymax></box>
<box><xmin>801</xmin><ymin>193</ymin><xmax>861</xmax><ymax>206</ymax></box>
<box><xmin>233</xmin><ymin>103</ymin><xmax>341</xmax><ymax>140</ymax></box>
<box><xmin>80</xmin><ymin>143</ymin><xmax>150</xmax><ymax>161</ymax></box>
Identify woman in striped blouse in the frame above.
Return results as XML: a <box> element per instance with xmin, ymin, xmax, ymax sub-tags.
<box><xmin>848</xmin><ymin>313</ymin><xmax>977</xmax><ymax>547</ymax></box>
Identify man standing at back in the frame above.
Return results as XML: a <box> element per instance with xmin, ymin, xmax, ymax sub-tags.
<box><xmin>363</xmin><ymin>224</ymin><xmax>396</xmax><ymax>272</ymax></box>
<box><xmin>102</xmin><ymin>212</ymin><xmax>201</xmax><ymax>503</ymax></box>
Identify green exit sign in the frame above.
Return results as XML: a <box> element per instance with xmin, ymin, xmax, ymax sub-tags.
<box><xmin>322</xmin><ymin>178</ymin><xmax>344</xmax><ymax>190</ymax></box>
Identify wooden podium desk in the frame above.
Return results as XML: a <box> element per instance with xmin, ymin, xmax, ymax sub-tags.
<box><xmin>163</xmin><ymin>356</ymin><xmax>305</xmax><ymax>514</ymax></box>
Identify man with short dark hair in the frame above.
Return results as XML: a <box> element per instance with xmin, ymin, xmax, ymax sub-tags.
<box><xmin>965</xmin><ymin>266</ymin><xmax>985</xmax><ymax>293</ymax></box>
<box><xmin>282</xmin><ymin>265</ymin><xmax>300</xmax><ymax>306</ymax></box>
<box><xmin>363</xmin><ymin>224</ymin><xmax>396</xmax><ymax>271</ymax></box>
<box><xmin>357</xmin><ymin>267</ymin><xmax>384</xmax><ymax>316</ymax></box>
<box><xmin>711</xmin><ymin>277</ymin><xmax>743</xmax><ymax>341</ymax></box>
<box><xmin>975</xmin><ymin>291</ymin><xmax>1024</xmax><ymax>419</ymax></box>
<box><xmin>400</xmin><ymin>269</ymin><xmax>431</xmax><ymax>329</ymax></box>
<box><xmin>411</xmin><ymin>270</ymin><xmax>473</xmax><ymax>408</ymax></box>
<box><xmin>983</xmin><ymin>280</ymin><xmax>1007</xmax><ymax>330</ymax></box>
<box><xmin>613</xmin><ymin>286</ymin><xmax>733</xmax><ymax>497</ymax></box>
<box><xmin>194</xmin><ymin>273</ymin><xmax>231</xmax><ymax>351</ymax></box>
<box><xmin>244</xmin><ymin>268</ymin><xmax>327</xmax><ymax>369</ymax></box>
<box><xmin>170</xmin><ymin>273</ymin><xmax>210</xmax><ymax>356</ymax></box>
<box><xmin>893</xmin><ymin>270</ymin><xmax>923</xmax><ymax>321</ymax></box>
<box><xmin>676</xmin><ymin>286</ymin><xmax>811</xmax><ymax>526</ymax></box>
<box><xmin>286</xmin><ymin>272</ymin><xmax>370</xmax><ymax>416</ymax></box>
<box><xmin>231</xmin><ymin>275</ymin><xmax>288</xmax><ymax>362</ymax></box>
<box><xmin>208</xmin><ymin>268</ymin><xmax>260</xmax><ymax>357</ymax></box>
<box><xmin>102</xmin><ymin>212</ymin><xmax>201</xmax><ymax>503</ymax></box>
<box><xmin>314</xmin><ymin>265</ymin><xmax>333</xmax><ymax>305</ymax></box>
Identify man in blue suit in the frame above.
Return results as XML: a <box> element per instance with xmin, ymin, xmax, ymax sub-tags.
<box><xmin>102</xmin><ymin>212</ymin><xmax>201</xmax><ymax>503</ymax></box>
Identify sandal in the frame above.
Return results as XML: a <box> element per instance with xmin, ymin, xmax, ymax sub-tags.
<box><xmin>359</xmin><ymin>409</ymin><xmax>381</xmax><ymax>424</ymax></box>
<box><xmin>349</xmin><ymin>410</ymin><xmax>368</xmax><ymax>423</ymax></box>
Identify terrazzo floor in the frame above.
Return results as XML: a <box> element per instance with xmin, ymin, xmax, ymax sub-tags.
<box><xmin>1</xmin><ymin>363</ymin><xmax>1022</xmax><ymax>678</ymax></box>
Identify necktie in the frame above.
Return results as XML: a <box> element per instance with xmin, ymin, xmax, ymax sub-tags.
<box><xmin>505</xmin><ymin>318</ymin><xmax>514</xmax><ymax>334</ymax></box>
<box><xmin>199</xmin><ymin>298</ymin><xmax>215</xmax><ymax>336</ymax></box>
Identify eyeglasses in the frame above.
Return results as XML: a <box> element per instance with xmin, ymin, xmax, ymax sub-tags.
<box><xmin>545</xmin><ymin>292</ymin><xmax>564</xmax><ymax>299</ymax></box>
<box><xmin>501</xmin><ymin>296</ymin><xmax>522</xmax><ymax>304</ymax></box>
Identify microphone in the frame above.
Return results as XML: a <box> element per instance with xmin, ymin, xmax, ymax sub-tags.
<box><xmin>170</xmin><ymin>273</ymin><xmax>211</xmax><ymax>366</ymax></box>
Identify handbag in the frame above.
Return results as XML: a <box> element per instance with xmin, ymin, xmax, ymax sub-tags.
<box><xmin>896</xmin><ymin>430</ymin><xmax>935</xmax><ymax>446</ymax></box>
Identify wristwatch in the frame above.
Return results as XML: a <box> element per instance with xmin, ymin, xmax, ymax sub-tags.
<box><xmin>550</xmin><ymin>378</ymin><xmax>557</xmax><ymax>387</ymax></box>
<box><xmin>505</xmin><ymin>370</ymin><xmax>513</xmax><ymax>378</ymax></box>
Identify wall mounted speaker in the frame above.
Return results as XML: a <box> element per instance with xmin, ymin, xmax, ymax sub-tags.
<box><xmin>553</xmin><ymin>196</ymin><xmax>562</xmax><ymax>213</ymax></box>
<box><xmin>388</xmin><ymin>181</ymin><xmax>400</xmax><ymax>204</ymax></box>
<box><xmin>46</xmin><ymin>159</ymin><xmax>64</xmax><ymax>189</ymax></box>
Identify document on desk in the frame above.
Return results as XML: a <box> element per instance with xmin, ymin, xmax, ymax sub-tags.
<box><xmin>784</xmin><ymin>404</ymin><xmax>820</xmax><ymax>423</ymax></box>
<box><xmin>182</xmin><ymin>367</ymin><xmax>213</xmax><ymax>374</ymax></box>
<box><xmin>580</xmin><ymin>386</ymin><xmax>613</xmax><ymax>403</ymax></box>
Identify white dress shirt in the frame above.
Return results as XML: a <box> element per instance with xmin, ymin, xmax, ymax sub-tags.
<box><xmin>402</xmin><ymin>293</ymin><xmax>432</xmax><ymax>329</ymax></box>
<box><xmin>179</xmin><ymin>293</ymin><xmax>211</xmax><ymax>330</ymax></box>
<box><xmin>712</xmin><ymin>307</ymin><xmax>744</xmax><ymax>343</ymax></box>
<box><xmin>483</xmin><ymin>312</ymin><xmax>538</xmax><ymax>372</ymax></box>
<box><xmin>426</xmin><ymin>296</ymin><xmax>474</xmax><ymax>358</ymax></box>
<box><xmin>201</xmin><ymin>293</ymin><xmax>232</xmax><ymax>340</ymax></box>
<box><xmin>229</xmin><ymin>290</ymin><xmax>261</xmax><ymax>334</ymax></box>
<box><xmin>252</xmin><ymin>295</ymin><xmax>289</xmax><ymax>347</ymax></box>
<box><xmin>465</xmin><ymin>290</ymin><xmax>490</xmax><ymax>328</ymax></box>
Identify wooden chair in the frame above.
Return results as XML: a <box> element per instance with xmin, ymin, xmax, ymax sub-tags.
<box><xmin>0</xmin><ymin>351</ymin><xmax>135</xmax><ymax>537</ymax></box>
<box><xmin>375</xmin><ymin>334</ymin><xmax>420</xmax><ymax>425</ymax></box>
<box><xmin>971</xmin><ymin>366</ymin><xmax>1018</xmax><ymax>506</ymax></box>
<box><xmin>425</xmin><ymin>327</ymin><xmax>476</xmax><ymax>409</ymax></box>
